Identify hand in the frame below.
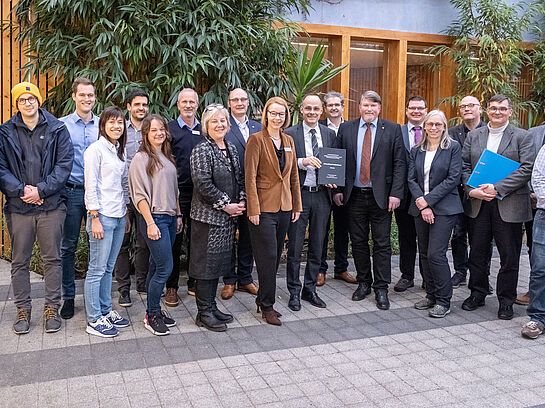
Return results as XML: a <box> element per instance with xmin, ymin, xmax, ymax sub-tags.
<box><xmin>421</xmin><ymin>207</ymin><xmax>435</xmax><ymax>224</ymax></box>
<box><xmin>531</xmin><ymin>192</ymin><xmax>538</xmax><ymax>210</ymax></box>
<box><xmin>325</xmin><ymin>184</ymin><xmax>337</xmax><ymax>189</ymax></box>
<box><xmin>176</xmin><ymin>217</ymin><xmax>183</xmax><ymax>234</ymax></box>
<box><xmin>388</xmin><ymin>196</ymin><xmax>401</xmax><ymax>212</ymax></box>
<box><xmin>479</xmin><ymin>183</ymin><xmax>497</xmax><ymax>197</ymax></box>
<box><xmin>333</xmin><ymin>193</ymin><xmax>344</xmax><ymax>206</ymax></box>
<box><xmin>91</xmin><ymin>217</ymin><xmax>104</xmax><ymax>240</ymax></box>
<box><xmin>224</xmin><ymin>203</ymin><xmax>244</xmax><ymax>217</ymax></box>
<box><xmin>125</xmin><ymin>214</ymin><xmax>131</xmax><ymax>233</ymax></box>
<box><xmin>147</xmin><ymin>223</ymin><xmax>161</xmax><ymax>240</ymax></box>
<box><xmin>415</xmin><ymin>197</ymin><xmax>428</xmax><ymax>211</ymax></box>
<box><xmin>292</xmin><ymin>211</ymin><xmax>300</xmax><ymax>223</ymax></box>
<box><xmin>302</xmin><ymin>156</ymin><xmax>322</xmax><ymax>168</ymax></box>
<box><xmin>20</xmin><ymin>185</ymin><xmax>43</xmax><ymax>205</ymax></box>
<box><xmin>469</xmin><ymin>187</ymin><xmax>495</xmax><ymax>202</ymax></box>
<box><xmin>249</xmin><ymin>215</ymin><xmax>259</xmax><ymax>225</ymax></box>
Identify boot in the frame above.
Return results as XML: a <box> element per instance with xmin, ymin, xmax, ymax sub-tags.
<box><xmin>195</xmin><ymin>279</ymin><xmax>227</xmax><ymax>332</ymax></box>
<box><xmin>209</xmin><ymin>278</ymin><xmax>234</xmax><ymax>324</ymax></box>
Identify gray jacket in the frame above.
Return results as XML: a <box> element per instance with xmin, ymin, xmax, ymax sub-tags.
<box><xmin>462</xmin><ymin>124</ymin><xmax>534</xmax><ymax>223</ymax></box>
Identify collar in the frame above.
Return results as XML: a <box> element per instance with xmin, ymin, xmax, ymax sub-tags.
<box><xmin>407</xmin><ymin>121</ymin><xmax>422</xmax><ymax>132</ymax></box>
<box><xmin>327</xmin><ymin>118</ymin><xmax>344</xmax><ymax>127</ymax></box>
<box><xmin>359</xmin><ymin>117</ymin><xmax>378</xmax><ymax>128</ymax></box>
<box><xmin>303</xmin><ymin>122</ymin><xmax>319</xmax><ymax>135</ymax></box>
<box><xmin>99</xmin><ymin>135</ymin><xmax>119</xmax><ymax>153</ymax></box>
<box><xmin>488</xmin><ymin>121</ymin><xmax>509</xmax><ymax>134</ymax></box>
<box><xmin>232</xmin><ymin>115</ymin><xmax>248</xmax><ymax>127</ymax></box>
<box><xmin>463</xmin><ymin>120</ymin><xmax>486</xmax><ymax>133</ymax></box>
<box><xmin>70</xmin><ymin>111</ymin><xmax>98</xmax><ymax>125</ymax></box>
<box><xmin>177</xmin><ymin>116</ymin><xmax>200</xmax><ymax>130</ymax></box>
<box><xmin>14</xmin><ymin>110</ymin><xmax>46</xmax><ymax>130</ymax></box>
<box><xmin>127</xmin><ymin>119</ymin><xmax>141</xmax><ymax>131</ymax></box>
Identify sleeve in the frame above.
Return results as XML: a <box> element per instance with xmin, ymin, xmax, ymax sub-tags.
<box><xmin>289</xmin><ymin>137</ymin><xmax>302</xmax><ymax>213</ymax></box>
<box><xmin>424</xmin><ymin>142</ymin><xmax>462</xmax><ymax>206</ymax></box>
<box><xmin>462</xmin><ymin>131</ymin><xmax>475</xmax><ymax>195</ymax></box>
<box><xmin>245</xmin><ymin>134</ymin><xmax>261</xmax><ymax>216</ymax></box>
<box><xmin>0</xmin><ymin>137</ymin><xmax>25</xmax><ymax>197</ymax></box>
<box><xmin>390</xmin><ymin>124</ymin><xmax>406</xmax><ymax>199</ymax></box>
<box><xmin>128</xmin><ymin>153</ymin><xmax>152</xmax><ymax>211</ymax></box>
<box><xmin>84</xmin><ymin>144</ymin><xmax>100</xmax><ymax>211</ymax></box>
<box><xmin>122</xmin><ymin>157</ymin><xmax>130</xmax><ymax>205</ymax></box>
<box><xmin>190</xmin><ymin>143</ymin><xmax>230</xmax><ymax>210</ymax></box>
<box><xmin>407</xmin><ymin>148</ymin><xmax>424</xmax><ymax>200</ymax></box>
<box><xmin>532</xmin><ymin>144</ymin><xmax>545</xmax><ymax>202</ymax></box>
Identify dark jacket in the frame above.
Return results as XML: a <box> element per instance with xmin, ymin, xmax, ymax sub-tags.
<box><xmin>190</xmin><ymin>137</ymin><xmax>245</xmax><ymax>227</ymax></box>
<box><xmin>224</xmin><ymin>115</ymin><xmax>261</xmax><ymax>176</ymax></box>
<box><xmin>168</xmin><ymin>118</ymin><xmax>203</xmax><ymax>194</ymax></box>
<box><xmin>0</xmin><ymin>109</ymin><xmax>73</xmax><ymax>214</ymax></box>
<box><xmin>407</xmin><ymin>141</ymin><xmax>463</xmax><ymax>217</ymax></box>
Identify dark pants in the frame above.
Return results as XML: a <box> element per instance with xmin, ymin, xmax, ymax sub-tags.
<box><xmin>347</xmin><ymin>189</ymin><xmax>392</xmax><ymax>290</ymax></box>
<box><xmin>468</xmin><ymin>200</ymin><xmax>523</xmax><ymax>305</ymax></box>
<box><xmin>524</xmin><ymin>208</ymin><xmax>537</xmax><ymax>258</ymax></box>
<box><xmin>248</xmin><ymin>211</ymin><xmax>291</xmax><ymax>311</ymax></box>
<box><xmin>451</xmin><ymin>213</ymin><xmax>469</xmax><ymax>275</ymax></box>
<box><xmin>223</xmin><ymin>213</ymin><xmax>254</xmax><ymax>286</ymax></box>
<box><xmin>114</xmin><ymin>202</ymin><xmax>150</xmax><ymax>293</ymax></box>
<box><xmin>415</xmin><ymin>214</ymin><xmax>457</xmax><ymax>308</ymax></box>
<box><xmin>167</xmin><ymin>192</ymin><xmax>192</xmax><ymax>289</ymax></box>
<box><xmin>320</xmin><ymin>202</ymin><xmax>350</xmax><ymax>275</ymax></box>
<box><xmin>60</xmin><ymin>187</ymin><xmax>86</xmax><ymax>300</ymax></box>
<box><xmin>394</xmin><ymin>205</ymin><xmax>422</xmax><ymax>281</ymax></box>
<box><xmin>139</xmin><ymin>214</ymin><xmax>177</xmax><ymax>314</ymax></box>
<box><xmin>287</xmin><ymin>188</ymin><xmax>330</xmax><ymax>295</ymax></box>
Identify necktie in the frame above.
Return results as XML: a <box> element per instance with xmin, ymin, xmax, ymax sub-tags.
<box><xmin>310</xmin><ymin>128</ymin><xmax>319</xmax><ymax>157</ymax></box>
<box><xmin>359</xmin><ymin>123</ymin><xmax>372</xmax><ymax>185</ymax></box>
<box><xmin>414</xmin><ymin>126</ymin><xmax>422</xmax><ymax>144</ymax></box>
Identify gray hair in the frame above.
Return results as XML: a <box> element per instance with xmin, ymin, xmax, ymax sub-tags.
<box><xmin>360</xmin><ymin>90</ymin><xmax>381</xmax><ymax>105</ymax></box>
<box><xmin>323</xmin><ymin>91</ymin><xmax>344</xmax><ymax>106</ymax></box>
<box><xmin>418</xmin><ymin>110</ymin><xmax>451</xmax><ymax>151</ymax></box>
<box><xmin>201</xmin><ymin>104</ymin><xmax>230</xmax><ymax>136</ymax></box>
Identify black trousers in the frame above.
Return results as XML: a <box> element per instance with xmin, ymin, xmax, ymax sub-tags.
<box><xmin>320</xmin><ymin>201</ymin><xmax>350</xmax><ymax>275</ymax></box>
<box><xmin>451</xmin><ymin>213</ymin><xmax>469</xmax><ymax>275</ymax></box>
<box><xmin>223</xmin><ymin>213</ymin><xmax>254</xmax><ymax>286</ymax></box>
<box><xmin>468</xmin><ymin>200</ymin><xmax>523</xmax><ymax>305</ymax></box>
<box><xmin>394</xmin><ymin>205</ymin><xmax>422</xmax><ymax>281</ymax></box>
<box><xmin>167</xmin><ymin>191</ymin><xmax>192</xmax><ymax>289</ymax></box>
<box><xmin>347</xmin><ymin>189</ymin><xmax>392</xmax><ymax>290</ymax></box>
<box><xmin>286</xmin><ymin>189</ymin><xmax>330</xmax><ymax>295</ymax></box>
<box><xmin>415</xmin><ymin>214</ymin><xmax>457</xmax><ymax>308</ymax></box>
<box><xmin>248</xmin><ymin>211</ymin><xmax>291</xmax><ymax>310</ymax></box>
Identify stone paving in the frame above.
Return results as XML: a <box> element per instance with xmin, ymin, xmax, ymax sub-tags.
<box><xmin>0</xmin><ymin>251</ymin><xmax>544</xmax><ymax>407</ymax></box>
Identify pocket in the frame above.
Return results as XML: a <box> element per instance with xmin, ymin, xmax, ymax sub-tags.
<box><xmin>257</xmin><ymin>181</ymin><xmax>271</xmax><ymax>189</ymax></box>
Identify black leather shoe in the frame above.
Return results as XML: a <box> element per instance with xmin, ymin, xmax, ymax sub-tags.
<box><xmin>301</xmin><ymin>291</ymin><xmax>326</xmax><ymax>308</ymax></box>
<box><xmin>461</xmin><ymin>296</ymin><xmax>485</xmax><ymax>311</ymax></box>
<box><xmin>393</xmin><ymin>278</ymin><xmax>414</xmax><ymax>292</ymax></box>
<box><xmin>60</xmin><ymin>299</ymin><xmax>74</xmax><ymax>320</ymax></box>
<box><xmin>288</xmin><ymin>295</ymin><xmax>301</xmax><ymax>311</ymax></box>
<box><xmin>352</xmin><ymin>283</ymin><xmax>371</xmax><ymax>301</ymax></box>
<box><xmin>375</xmin><ymin>290</ymin><xmax>390</xmax><ymax>310</ymax></box>
<box><xmin>498</xmin><ymin>304</ymin><xmax>514</xmax><ymax>320</ymax></box>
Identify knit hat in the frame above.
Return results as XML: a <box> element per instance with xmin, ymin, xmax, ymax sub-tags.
<box><xmin>11</xmin><ymin>82</ymin><xmax>43</xmax><ymax>106</ymax></box>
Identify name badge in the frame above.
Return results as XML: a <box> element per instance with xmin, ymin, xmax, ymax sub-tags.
<box><xmin>192</xmin><ymin>130</ymin><xmax>200</xmax><ymax>135</ymax></box>
<box><xmin>284</xmin><ymin>147</ymin><xmax>292</xmax><ymax>152</ymax></box>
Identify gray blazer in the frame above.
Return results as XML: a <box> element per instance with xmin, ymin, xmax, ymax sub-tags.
<box><xmin>461</xmin><ymin>124</ymin><xmax>534</xmax><ymax>223</ymax></box>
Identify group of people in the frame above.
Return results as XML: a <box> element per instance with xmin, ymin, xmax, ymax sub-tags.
<box><xmin>2</xmin><ymin>78</ymin><xmax>545</xmax><ymax>339</ymax></box>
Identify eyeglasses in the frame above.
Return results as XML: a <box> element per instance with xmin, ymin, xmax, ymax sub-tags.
<box><xmin>326</xmin><ymin>103</ymin><xmax>342</xmax><ymax>108</ymax></box>
<box><xmin>487</xmin><ymin>106</ymin><xmax>510</xmax><ymax>113</ymax></box>
<box><xmin>17</xmin><ymin>96</ymin><xmax>37</xmax><ymax>105</ymax></box>
<box><xmin>268</xmin><ymin>111</ymin><xmax>286</xmax><ymax>118</ymax></box>
<box><xmin>424</xmin><ymin>122</ymin><xmax>444</xmax><ymax>129</ymax></box>
<box><xmin>204</xmin><ymin>103</ymin><xmax>225</xmax><ymax>112</ymax></box>
<box><xmin>460</xmin><ymin>103</ymin><xmax>480</xmax><ymax>110</ymax></box>
<box><xmin>407</xmin><ymin>106</ymin><xmax>426</xmax><ymax>111</ymax></box>
<box><xmin>229</xmin><ymin>97</ymin><xmax>248</xmax><ymax>103</ymax></box>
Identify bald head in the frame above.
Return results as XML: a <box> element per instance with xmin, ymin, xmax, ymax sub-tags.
<box><xmin>228</xmin><ymin>88</ymin><xmax>250</xmax><ymax>121</ymax></box>
<box><xmin>459</xmin><ymin>95</ymin><xmax>482</xmax><ymax>129</ymax></box>
<box><xmin>300</xmin><ymin>94</ymin><xmax>323</xmax><ymax>127</ymax></box>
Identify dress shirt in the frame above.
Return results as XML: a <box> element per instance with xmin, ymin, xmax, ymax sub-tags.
<box><xmin>354</xmin><ymin>117</ymin><xmax>378</xmax><ymax>188</ymax></box>
<box><xmin>407</xmin><ymin>121</ymin><xmax>422</xmax><ymax>149</ymax></box>
<box><xmin>60</xmin><ymin>111</ymin><xmax>99</xmax><ymax>185</ymax></box>
<box><xmin>423</xmin><ymin>150</ymin><xmax>437</xmax><ymax>195</ymax></box>
<box><xmin>177</xmin><ymin>116</ymin><xmax>200</xmax><ymax>131</ymax></box>
<box><xmin>486</xmin><ymin>122</ymin><xmax>509</xmax><ymax>153</ymax></box>
<box><xmin>125</xmin><ymin>120</ymin><xmax>142</xmax><ymax>167</ymax></box>
<box><xmin>533</xmin><ymin>144</ymin><xmax>545</xmax><ymax>209</ymax></box>
<box><xmin>297</xmin><ymin>122</ymin><xmax>323</xmax><ymax>187</ymax></box>
<box><xmin>84</xmin><ymin>137</ymin><xmax>129</xmax><ymax>218</ymax></box>
<box><xmin>232</xmin><ymin>115</ymin><xmax>250</xmax><ymax>142</ymax></box>
<box><xmin>327</xmin><ymin>118</ymin><xmax>344</xmax><ymax>135</ymax></box>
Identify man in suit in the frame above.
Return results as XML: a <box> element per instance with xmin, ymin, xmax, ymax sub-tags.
<box><xmin>334</xmin><ymin>90</ymin><xmax>406</xmax><ymax>310</ymax></box>
<box><xmin>393</xmin><ymin>96</ymin><xmax>427</xmax><ymax>292</ymax></box>
<box><xmin>318</xmin><ymin>91</ymin><xmax>357</xmax><ymax>286</ymax></box>
<box><xmin>221</xmin><ymin>88</ymin><xmax>261</xmax><ymax>300</ymax></box>
<box><xmin>461</xmin><ymin>94</ymin><xmax>534</xmax><ymax>320</ymax></box>
<box><xmin>284</xmin><ymin>94</ymin><xmax>336</xmax><ymax>311</ymax></box>
<box><xmin>448</xmin><ymin>95</ymin><xmax>487</xmax><ymax>289</ymax></box>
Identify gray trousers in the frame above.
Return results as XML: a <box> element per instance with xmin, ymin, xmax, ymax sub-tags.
<box><xmin>6</xmin><ymin>206</ymin><xmax>66</xmax><ymax>309</ymax></box>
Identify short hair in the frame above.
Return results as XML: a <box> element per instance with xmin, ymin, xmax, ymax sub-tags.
<box><xmin>323</xmin><ymin>91</ymin><xmax>344</xmax><ymax>106</ymax></box>
<box><xmin>98</xmin><ymin>106</ymin><xmax>126</xmax><ymax>161</ymax></box>
<box><xmin>261</xmin><ymin>97</ymin><xmax>291</xmax><ymax>130</ymax></box>
<box><xmin>487</xmin><ymin>94</ymin><xmax>512</xmax><ymax>109</ymax></box>
<box><xmin>406</xmin><ymin>95</ymin><xmax>427</xmax><ymax>108</ymax></box>
<box><xmin>360</xmin><ymin>90</ymin><xmax>382</xmax><ymax>105</ymax></box>
<box><xmin>126</xmin><ymin>88</ymin><xmax>149</xmax><ymax>105</ymax></box>
<box><xmin>201</xmin><ymin>104</ymin><xmax>231</xmax><ymax>136</ymax></box>
<box><xmin>301</xmin><ymin>94</ymin><xmax>321</xmax><ymax>105</ymax></box>
<box><xmin>418</xmin><ymin>110</ymin><xmax>451</xmax><ymax>151</ymax></box>
<box><xmin>72</xmin><ymin>77</ymin><xmax>94</xmax><ymax>94</ymax></box>
<box><xmin>177</xmin><ymin>88</ymin><xmax>199</xmax><ymax>102</ymax></box>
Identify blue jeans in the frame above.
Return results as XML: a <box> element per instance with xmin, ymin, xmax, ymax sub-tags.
<box><xmin>84</xmin><ymin>214</ymin><xmax>126</xmax><ymax>323</ymax></box>
<box><xmin>528</xmin><ymin>209</ymin><xmax>545</xmax><ymax>324</ymax></box>
<box><xmin>139</xmin><ymin>214</ymin><xmax>177</xmax><ymax>314</ymax></box>
<box><xmin>61</xmin><ymin>187</ymin><xmax>87</xmax><ymax>299</ymax></box>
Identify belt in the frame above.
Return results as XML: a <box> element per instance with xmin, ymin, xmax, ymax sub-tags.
<box><xmin>355</xmin><ymin>187</ymin><xmax>373</xmax><ymax>193</ymax></box>
<box><xmin>66</xmin><ymin>182</ymin><xmax>84</xmax><ymax>190</ymax></box>
<box><xmin>302</xmin><ymin>185</ymin><xmax>322</xmax><ymax>192</ymax></box>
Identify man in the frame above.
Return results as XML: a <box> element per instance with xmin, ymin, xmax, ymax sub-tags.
<box><xmin>393</xmin><ymin>96</ymin><xmax>427</xmax><ymax>292</ymax></box>
<box><xmin>284</xmin><ymin>94</ymin><xmax>336</xmax><ymax>311</ymax></box>
<box><xmin>59</xmin><ymin>77</ymin><xmax>99</xmax><ymax>320</ymax></box>
<box><xmin>318</xmin><ymin>91</ymin><xmax>357</xmax><ymax>286</ymax></box>
<box><xmin>0</xmin><ymin>82</ymin><xmax>73</xmax><ymax>334</ymax></box>
<box><xmin>221</xmin><ymin>88</ymin><xmax>261</xmax><ymax>300</ymax></box>
<box><xmin>167</xmin><ymin>88</ymin><xmax>202</xmax><ymax>306</ymax></box>
<box><xmin>461</xmin><ymin>94</ymin><xmax>534</xmax><ymax>320</ymax></box>
<box><xmin>334</xmin><ymin>90</ymin><xmax>405</xmax><ymax>310</ymax></box>
<box><xmin>448</xmin><ymin>96</ymin><xmax>487</xmax><ymax>289</ymax></box>
<box><xmin>114</xmin><ymin>89</ymin><xmax>151</xmax><ymax>307</ymax></box>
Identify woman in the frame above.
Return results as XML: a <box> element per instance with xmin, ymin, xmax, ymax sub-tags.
<box><xmin>129</xmin><ymin>114</ymin><xmax>183</xmax><ymax>336</ymax></box>
<box><xmin>189</xmin><ymin>104</ymin><xmax>246</xmax><ymax>332</ymax></box>
<box><xmin>245</xmin><ymin>97</ymin><xmax>302</xmax><ymax>326</ymax></box>
<box><xmin>84</xmin><ymin>106</ymin><xmax>131</xmax><ymax>337</ymax></box>
<box><xmin>408</xmin><ymin>110</ymin><xmax>463</xmax><ymax>318</ymax></box>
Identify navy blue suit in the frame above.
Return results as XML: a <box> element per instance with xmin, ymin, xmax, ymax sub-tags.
<box><xmin>223</xmin><ymin>115</ymin><xmax>261</xmax><ymax>286</ymax></box>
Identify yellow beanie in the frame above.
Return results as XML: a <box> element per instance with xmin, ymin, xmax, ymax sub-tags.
<box><xmin>11</xmin><ymin>82</ymin><xmax>43</xmax><ymax>106</ymax></box>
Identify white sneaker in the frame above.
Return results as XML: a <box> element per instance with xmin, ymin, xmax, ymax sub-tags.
<box><xmin>86</xmin><ymin>316</ymin><xmax>118</xmax><ymax>338</ymax></box>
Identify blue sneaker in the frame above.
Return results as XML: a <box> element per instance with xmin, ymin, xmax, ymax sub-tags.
<box><xmin>86</xmin><ymin>316</ymin><xmax>118</xmax><ymax>338</ymax></box>
<box><xmin>105</xmin><ymin>310</ymin><xmax>130</xmax><ymax>328</ymax></box>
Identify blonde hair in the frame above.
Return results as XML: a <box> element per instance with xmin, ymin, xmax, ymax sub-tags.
<box><xmin>261</xmin><ymin>97</ymin><xmax>290</xmax><ymax>130</ymax></box>
<box><xmin>201</xmin><ymin>104</ymin><xmax>230</xmax><ymax>136</ymax></box>
<box><xmin>417</xmin><ymin>110</ymin><xmax>452</xmax><ymax>151</ymax></box>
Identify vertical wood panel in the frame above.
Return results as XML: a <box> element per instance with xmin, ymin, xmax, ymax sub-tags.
<box><xmin>384</xmin><ymin>39</ymin><xmax>407</xmax><ymax>124</ymax></box>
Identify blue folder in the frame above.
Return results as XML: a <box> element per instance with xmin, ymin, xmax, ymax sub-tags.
<box><xmin>467</xmin><ymin>149</ymin><xmax>520</xmax><ymax>190</ymax></box>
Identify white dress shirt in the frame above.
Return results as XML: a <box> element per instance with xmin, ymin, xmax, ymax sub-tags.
<box><xmin>424</xmin><ymin>150</ymin><xmax>437</xmax><ymax>195</ymax></box>
<box><xmin>84</xmin><ymin>137</ymin><xmax>129</xmax><ymax>218</ymax></box>
<box><xmin>233</xmin><ymin>115</ymin><xmax>250</xmax><ymax>142</ymax></box>
<box><xmin>326</xmin><ymin>118</ymin><xmax>344</xmax><ymax>135</ymax></box>
<box><xmin>298</xmin><ymin>122</ymin><xmax>323</xmax><ymax>187</ymax></box>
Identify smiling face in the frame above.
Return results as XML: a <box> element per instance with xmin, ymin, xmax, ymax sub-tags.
<box><xmin>127</xmin><ymin>95</ymin><xmax>149</xmax><ymax>123</ymax></box>
<box><xmin>406</xmin><ymin>99</ymin><xmax>427</xmax><ymax>126</ymax></box>
<box><xmin>207</xmin><ymin>111</ymin><xmax>229</xmax><ymax>142</ymax></box>
<box><xmin>228</xmin><ymin>88</ymin><xmax>249</xmax><ymax>118</ymax></box>
<box><xmin>72</xmin><ymin>84</ymin><xmax>96</xmax><ymax>117</ymax></box>
<box><xmin>359</xmin><ymin>98</ymin><xmax>381</xmax><ymax>123</ymax></box>
<box><xmin>147</xmin><ymin>118</ymin><xmax>167</xmax><ymax>149</ymax></box>
<box><xmin>300</xmin><ymin>95</ymin><xmax>323</xmax><ymax>127</ymax></box>
<box><xmin>487</xmin><ymin>99</ymin><xmax>512</xmax><ymax>128</ymax></box>
<box><xmin>104</xmin><ymin>115</ymin><xmax>125</xmax><ymax>142</ymax></box>
<box><xmin>324</xmin><ymin>96</ymin><xmax>343</xmax><ymax>120</ymax></box>
<box><xmin>177</xmin><ymin>90</ymin><xmax>198</xmax><ymax>122</ymax></box>
<box><xmin>17</xmin><ymin>92</ymin><xmax>39</xmax><ymax>120</ymax></box>
<box><xmin>266</xmin><ymin>103</ymin><xmax>287</xmax><ymax>132</ymax></box>
<box><xmin>423</xmin><ymin>113</ymin><xmax>445</xmax><ymax>142</ymax></box>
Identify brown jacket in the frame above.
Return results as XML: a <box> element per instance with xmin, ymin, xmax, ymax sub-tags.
<box><xmin>245</xmin><ymin>130</ymin><xmax>302</xmax><ymax>217</ymax></box>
